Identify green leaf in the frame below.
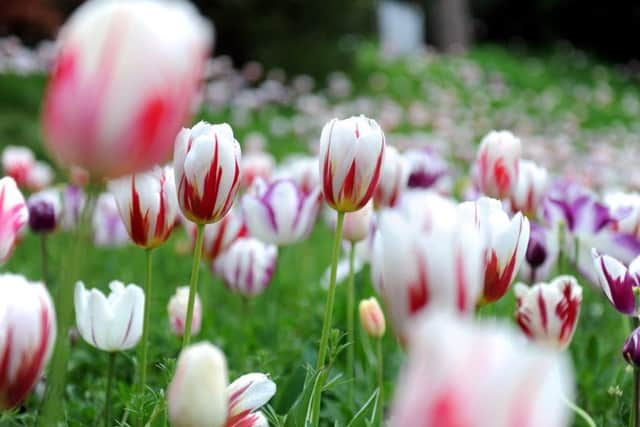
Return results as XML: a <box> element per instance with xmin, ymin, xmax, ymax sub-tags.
<box><xmin>346</xmin><ymin>388</ymin><xmax>379</xmax><ymax>427</ymax></box>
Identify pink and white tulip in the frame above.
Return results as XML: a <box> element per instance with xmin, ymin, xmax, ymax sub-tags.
<box><xmin>42</xmin><ymin>0</ymin><xmax>212</xmax><ymax>178</ymax></box>
<box><xmin>591</xmin><ymin>250</ymin><xmax>640</xmax><ymax>315</ymax></box>
<box><xmin>343</xmin><ymin>201</ymin><xmax>374</xmax><ymax>243</ymax></box>
<box><xmin>509</xmin><ymin>159</ymin><xmax>549</xmax><ymax>218</ymax></box>
<box><xmin>0</xmin><ymin>177</ymin><xmax>29</xmax><ymax>265</ymax></box>
<box><xmin>319</xmin><ymin>116</ymin><xmax>385</xmax><ymax>212</ymax></box>
<box><xmin>475</xmin><ymin>130</ymin><xmax>521</xmax><ymax>199</ymax></box>
<box><xmin>224</xmin><ymin>373</ymin><xmax>276</xmax><ymax>427</ymax></box>
<box><xmin>373</xmin><ymin>145</ymin><xmax>408</xmax><ymax>208</ymax></box>
<box><xmin>174</xmin><ymin>122</ymin><xmax>242</xmax><ymax>224</ymax></box>
<box><xmin>514</xmin><ymin>276</ymin><xmax>582</xmax><ymax>349</ymax></box>
<box><xmin>168</xmin><ymin>286</ymin><xmax>202</xmax><ymax>338</ymax></box>
<box><xmin>185</xmin><ymin>209</ymin><xmax>248</xmax><ymax>261</ymax></box>
<box><xmin>25</xmin><ymin>161</ymin><xmax>54</xmax><ymax>192</ymax></box>
<box><xmin>1</xmin><ymin>146</ymin><xmax>34</xmax><ymax>188</ymax></box>
<box><xmin>359</xmin><ymin>297</ymin><xmax>386</xmax><ymax>339</ymax></box>
<box><xmin>0</xmin><ymin>274</ymin><xmax>56</xmax><ymax>409</ymax></box>
<box><xmin>215</xmin><ymin>238</ymin><xmax>277</xmax><ymax>297</ymax></box>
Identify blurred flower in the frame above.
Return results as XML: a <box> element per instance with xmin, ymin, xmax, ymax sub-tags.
<box><xmin>0</xmin><ymin>177</ymin><xmax>29</xmax><ymax>264</ymax></box>
<box><xmin>185</xmin><ymin>209</ymin><xmax>247</xmax><ymax>261</ymax></box>
<box><xmin>404</xmin><ymin>148</ymin><xmax>449</xmax><ymax>192</ymax></box>
<box><xmin>2</xmin><ymin>146</ymin><xmax>34</xmax><ymax>187</ymax></box>
<box><xmin>273</xmin><ymin>155</ymin><xmax>319</xmax><ymax>195</ymax></box>
<box><xmin>514</xmin><ymin>276</ymin><xmax>582</xmax><ymax>349</ymax></box>
<box><xmin>108</xmin><ymin>165</ymin><xmax>178</xmax><ymax>248</ymax></box>
<box><xmin>605</xmin><ymin>191</ymin><xmax>640</xmax><ymax>238</ymax></box>
<box><xmin>174</xmin><ymin>122</ymin><xmax>242</xmax><ymax>224</ymax></box>
<box><xmin>92</xmin><ymin>193</ymin><xmax>130</xmax><ymax>247</ymax></box>
<box><xmin>240</xmin><ymin>136</ymin><xmax>275</xmax><ymax>191</ymax></box>
<box><xmin>359</xmin><ymin>297</ymin><xmax>386</xmax><ymax>339</ymax></box>
<box><xmin>168</xmin><ymin>342</ymin><xmax>229</xmax><ymax>427</ymax></box>
<box><xmin>168</xmin><ymin>286</ymin><xmax>202</xmax><ymax>338</ymax></box>
<box><xmin>214</xmin><ymin>238</ymin><xmax>277</xmax><ymax>297</ymax></box>
<box><xmin>373</xmin><ymin>145</ymin><xmax>408</xmax><ymax>208</ymax></box>
<box><xmin>241</xmin><ymin>179</ymin><xmax>321</xmax><ymax>245</ymax></box>
<box><xmin>623</xmin><ymin>327</ymin><xmax>640</xmax><ymax>368</ymax></box>
<box><xmin>509</xmin><ymin>159</ymin><xmax>548</xmax><ymax>218</ymax></box>
<box><xmin>475</xmin><ymin>130</ymin><xmax>521</xmax><ymax>199</ymax></box>
<box><xmin>74</xmin><ymin>280</ymin><xmax>144</xmax><ymax>351</ymax></box>
<box><xmin>0</xmin><ymin>273</ymin><xmax>56</xmax><ymax>409</ymax></box>
<box><xmin>60</xmin><ymin>184</ymin><xmax>85</xmax><ymax>231</ymax></box>
<box><xmin>25</xmin><ymin>161</ymin><xmax>54</xmax><ymax>192</ymax></box>
<box><xmin>319</xmin><ymin>116</ymin><xmax>385</xmax><ymax>212</ymax></box>
<box><xmin>224</xmin><ymin>373</ymin><xmax>276</xmax><ymax>427</ymax></box>
<box><xmin>389</xmin><ymin>310</ymin><xmax>574</xmax><ymax>427</ymax></box>
<box><xmin>591</xmin><ymin>250</ymin><xmax>640</xmax><ymax>315</ymax></box>
<box><xmin>42</xmin><ymin>0</ymin><xmax>212</xmax><ymax>178</ymax></box>
<box><xmin>343</xmin><ymin>201</ymin><xmax>374</xmax><ymax>243</ymax></box>
<box><xmin>518</xmin><ymin>222</ymin><xmax>559</xmax><ymax>284</ymax></box>
<box><xmin>27</xmin><ymin>188</ymin><xmax>61</xmax><ymax>233</ymax></box>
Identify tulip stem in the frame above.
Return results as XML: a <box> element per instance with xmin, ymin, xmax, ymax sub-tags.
<box><xmin>40</xmin><ymin>234</ymin><xmax>50</xmax><ymax>286</ymax></box>
<box><xmin>631</xmin><ymin>316</ymin><xmax>640</xmax><ymax>427</ymax></box>
<box><xmin>137</xmin><ymin>247</ymin><xmax>153</xmax><ymax>426</ymax></box>
<box><xmin>562</xmin><ymin>395</ymin><xmax>595</xmax><ymax>427</ymax></box>
<box><xmin>346</xmin><ymin>240</ymin><xmax>356</xmax><ymax>409</ymax></box>
<box><xmin>105</xmin><ymin>352</ymin><xmax>117</xmax><ymax>427</ymax></box>
<box><xmin>376</xmin><ymin>338</ymin><xmax>384</xmax><ymax>424</ymax></box>
<box><xmin>183</xmin><ymin>223</ymin><xmax>205</xmax><ymax>348</ymax></box>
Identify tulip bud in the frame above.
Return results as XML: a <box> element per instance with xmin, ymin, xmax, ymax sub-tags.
<box><xmin>226</xmin><ymin>373</ymin><xmax>276</xmax><ymax>426</ymax></box>
<box><xmin>168</xmin><ymin>342</ymin><xmax>229</xmax><ymax>427</ymax></box>
<box><xmin>475</xmin><ymin>130</ymin><xmax>521</xmax><ymax>199</ymax></box>
<box><xmin>373</xmin><ymin>145</ymin><xmax>408</xmax><ymax>208</ymax></box>
<box><xmin>359</xmin><ymin>297</ymin><xmax>386</xmax><ymax>338</ymax></box>
<box><xmin>592</xmin><ymin>249</ymin><xmax>640</xmax><ymax>315</ymax></box>
<box><xmin>2</xmin><ymin>146</ymin><xmax>34</xmax><ymax>187</ymax></box>
<box><xmin>214</xmin><ymin>238</ymin><xmax>277</xmax><ymax>297</ymax></box>
<box><xmin>174</xmin><ymin>122</ymin><xmax>242</xmax><ymax>224</ymax></box>
<box><xmin>0</xmin><ymin>273</ymin><xmax>56</xmax><ymax>409</ymax></box>
<box><xmin>404</xmin><ymin>148</ymin><xmax>449</xmax><ymax>192</ymax></box>
<box><xmin>168</xmin><ymin>286</ymin><xmax>202</xmax><ymax>337</ymax></box>
<box><xmin>28</xmin><ymin>189</ymin><xmax>61</xmax><ymax>233</ymax></box>
<box><xmin>623</xmin><ymin>327</ymin><xmax>640</xmax><ymax>368</ymax></box>
<box><xmin>343</xmin><ymin>201</ymin><xmax>374</xmax><ymax>243</ymax></box>
<box><xmin>509</xmin><ymin>159</ymin><xmax>548</xmax><ymax>217</ymax></box>
<box><xmin>0</xmin><ymin>177</ymin><xmax>29</xmax><ymax>265</ymax></box>
<box><xmin>319</xmin><ymin>115</ymin><xmax>385</xmax><ymax>212</ymax></box>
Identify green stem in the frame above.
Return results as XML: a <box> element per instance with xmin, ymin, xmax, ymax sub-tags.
<box><xmin>631</xmin><ymin>316</ymin><xmax>640</xmax><ymax>427</ymax></box>
<box><xmin>40</xmin><ymin>234</ymin><xmax>50</xmax><ymax>286</ymax></box>
<box><xmin>137</xmin><ymin>248</ymin><xmax>153</xmax><ymax>427</ymax></box>
<box><xmin>376</xmin><ymin>338</ymin><xmax>384</xmax><ymax>425</ymax></box>
<box><xmin>556</xmin><ymin>221</ymin><xmax>565</xmax><ymax>275</ymax></box>
<box><xmin>346</xmin><ymin>241</ymin><xmax>356</xmax><ymax>408</ymax></box>
<box><xmin>105</xmin><ymin>352</ymin><xmax>117</xmax><ymax>427</ymax></box>
<box><xmin>562</xmin><ymin>395</ymin><xmax>595</xmax><ymax>427</ymax></box>
<box><xmin>182</xmin><ymin>223</ymin><xmax>205</xmax><ymax>348</ymax></box>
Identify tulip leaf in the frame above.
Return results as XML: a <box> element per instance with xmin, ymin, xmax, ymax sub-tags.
<box><xmin>346</xmin><ymin>388</ymin><xmax>379</xmax><ymax>427</ymax></box>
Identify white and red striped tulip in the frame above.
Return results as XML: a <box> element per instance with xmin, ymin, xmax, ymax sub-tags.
<box><xmin>185</xmin><ymin>209</ymin><xmax>247</xmax><ymax>261</ymax></box>
<box><xmin>42</xmin><ymin>0</ymin><xmax>212</xmax><ymax>179</ymax></box>
<box><xmin>240</xmin><ymin>140</ymin><xmax>275</xmax><ymax>191</ymax></box>
<box><xmin>475</xmin><ymin>130</ymin><xmax>521</xmax><ymax>199</ymax></box>
<box><xmin>108</xmin><ymin>165</ymin><xmax>178</xmax><ymax>248</ymax></box>
<box><xmin>343</xmin><ymin>201</ymin><xmax>374</xmax><ymax>243</ymax></box>
<box><xmin>509</xmin><ymin>159</ymin><xmax>549</xmax><ymax>218</ymax></box>
<box><xmin>319</xmin><ymin>116</ymin><xmax>385</xmax><ymax>212</ymax></box>
<box><xmin>0</xmin><ymin>273</ymin><xmax>56</xmax><ymax>409</ymax></box>
<box><xmin>214</xmin><ymin>238</ymin><xmax>277</xmax><ymax>297</ymax></box>
<box><xmin>174</xmin><ymin>122</ymin><xmax>242</xmax><ymax>224</ymax></box>
<box><xmin>74</xmin><ymin>280</ymin><xmax>144</xmax><ymax>352</ymax></box>
<box><xmin>168</xmin><ymin>286</ymin><xmax>202</xmax><ymax>338</ymax></box>
<box><xmin>591</xmin><ymin>250</ymin><xmax>640</xmax><ymax>315</ymax></box>
<box><xmin>0</xmin><ymin>177</ymin><xmax>29</xmax><ymax>265</ymax></box>
<box><xmin>92</xmin><ymin>192</ymin><xmax>130</xmax><ymax>247</ymax></box>
<box><xmin>373</xmin><ymin>145</ymin><xmax>408</xmax><ymax>208</ymax></box>
<box><xmin>514</xmin><ymin>276</ymin><xmax>582</xmax><ymax>349</ymax></box>
<box><xmin>389</xmin><ymin>310</ymin><xmax>574</xmax><ymax>427</ymax></box>
<box><xmin>241</xmin><ymin>178</ymin><xmax>321</xmax><ymax>245</ymax></box>
<box><xmin>1</xmin><ymin>146</ymin><xmax>34</xmax><ymax>188</ymax></box>
<box><xmin>458</xmin><ymin>197</ymin><xmax>530</xmax><ymax>304</ymax></box>
<box><xmin>224</xmin><ymin>373</ymin><xmax>276</xmax><ymax>427</ymax></box>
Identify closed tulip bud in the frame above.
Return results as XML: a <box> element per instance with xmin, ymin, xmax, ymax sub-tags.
<box><xmin>108</xmin><ymin>166</ymin><xmax>178</xmax><ymax>248</ymax></box>
<box><xmin>43</xmin><ymin>0</ymin><xmax>212</xmax><ymax>178</ymax></box>
<box><xmin>518</xmin><ymin>222</ymin><xmax>559</xmax><ymax>284</ymax></box>
<box><xmin>242</xmin><ymin>178</ymin><xmax>321</xmax><ymax>245</ymax></box>
<box><xmin>74</xmin><ymin>280</ymin><xmax>144</xmax><ymax>351</ymax></box>
<box><xmin>2</xmin><ymin>146</ymin><xmax>34</xmax><ymax>187</ymax></box>
<box><xmin>185</xmin><ymin>209</ymin><xmax>247</xmax><ymax>260</ymax></box>
<box><xmin>475</xmin><ymin>130</ymin><xmax>521</xmax><ymax>199</ymax></box>
<box><xmin>168</xmin><ymin>342</ymin><xmax>229</xmax><ymax>427</ymax></box>
<box><xmin>168</xmin><ymin>286</ymin><xmax>202</xmax><ymax>338</ymax></box>
<box><xmin>0</xmin><ymin>177</ymin><xmax>29</xmax><ymax>265</ymax></box>
<box><xmin>592</xmin><ymin>249</ymin><xmax>640</xmax><ymax>315</ymax></box>
<box><xmin>319</xmin><ymin>115</ymin><xmax>385</xmax><ymax>212</ymax></box>
<box><xmin>359</xmin><ymin>297</ymin><xmax>386</xmax><ymax>338</ymax></box>
<box><xmin>514</xmin><ymin>276</ymin><xmax>582</xmax><ymax>349</ymax></box>
<box><xmin>92</xmin><ymin>193</ymin><xmax>130</xmax><ymax>247</ymax></box>
<box><xmin>0</xmin><ymin>274</ymin><xmax>56</xmax><ymax>409</ymax></box>
<box><xmin>509</xmin><ymin>159</ymin><xmax>549</xmax><ymax>218</ymax></box>
<box><xmin>214</xmin><ymin>238</ymin><xmax>277</xmax><ymax>297</ymax></box>
<box><xmin>623</xmin><ymin>327</ymin><xmax>640</xmax><ymax>368</ymax></box>
<box><xmin>27</xmin><ymin>189</ymin><xmax>62</xmax><ymax>233</ymax></box>
<box><xmin>226</xmin><ymin>373</ymin><xmax>276</xmax><ymax>427</ymax></box>
<box><xmin>343</xmin><ymin>201</ymin><xmax>374</xmax><ymax>243</ymax></box>
<box><xmin>373</xmin><ymin>145</ymin><xmax>408</xmax><ymax>208</ymax></box>
<box><xmin>174</xmin><ymin>122</ymin><xmax>242</xmax><ymax>224</ymax></box>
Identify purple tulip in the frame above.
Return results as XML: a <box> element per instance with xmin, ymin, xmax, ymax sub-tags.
<box><xmin>623</xmin><ymin>327</ymin><xmax>640</xmax><ymax>368</ymax></box>
<box><xmin>591</xmin><ymin>249</ymin><xmax>640</xmax><ymax>315</ymax></box>
<box><xmin>518</xmin><ymin>222</ymin><xmax>559</xmax><ymax>284</ymax></box>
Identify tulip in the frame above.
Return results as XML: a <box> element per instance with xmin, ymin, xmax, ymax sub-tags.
<box><xmin>74</xmin><ymin>280</ymin><xmax>144</xmax><ymax>351</ymax></box>
<box><xmin>605</xmin><ymin>191</ymin><xmax>640</xmax><ymax>239</ymax></box>
<box><xmin>225</xmin><ymin>373</ymin><xmax>276</xmax><ymax>427</ymax></box>
<box><xmin>591</xmin><ymin>250</ymin><xmax>640</xmax><ymax>315</ymax></box>
<box><xmin>518</xmin><ymin>222</ymin><xmax>559</xmax><ymax>284</ymax></box>
<box><xmin>42</xmin><ymin>0</ymin><xmax>212</xmax><ymax>179</ymax></box>
<box><xmin>240</xmin><ymin>138</ymin><xmax>275</xmax><ymax>191</ymax></box>
<box><xmin>343</xmin><ymin>201</ymin><xmax>374</xmax><ymax>243</ymax></box>
<box><xmin>168</xmin><ymin>286</ymin><xmax>202</xmax><ymax>338</ymax></box>
<box><xmin>373</xmin><ymin>145</ymin><xmax>408</xmax><ymax>208</ymax></box>
<box><xmin>108</xmin><ymin>165</ymin><xmax>178</xmax><ymax>248</ymax></box>
<box><xmin>623</xmin><ymin>327</ymin><xmax>640</xmax><ymax>368</ymax></box>
<box><xmin>404</xmin><ymin>148</ymin><xmax>449</xmax><ymax>192</ymax></box>
<box><xmin>458</xmin><ymin>197</ymin><xmax>530</xmax><ymax>304</ymax></box>
<box><xmin>27</xmin><ymin>188</ymin><xmax>61</xmax><ymax>233</ymax></box>
<box><xmin>359</xmin><ymin>297</ymin><xmax>386</xmax><ymax>339</ymax></box>
<box><xmin>174</xmin><ymin>121</ymin><xmax>242</xmax><ymax>224</ymax></box>
<box><xmin>168</xmin><ymin>342</ymin><xmax>229</xmax><ymax>427</ymax></box>
<box><xmin>185</xmin><ymin>209</ymin><xmax>248</xmax><ymax>260</ymax></box>
<box><xmin>214</xmin><ymin>238</ymin><xmax>277</xmax><ymax>297</ymax></box>
<box><xmin>274</xmin><ymin>155</ymin><xmax>319</xmax><ymax>195</ymax></box>
<box><xmin>60</xmin><ymin>184</ymin><xmax>85</xmax><ymax>231</ymax></box>
<box><xmin>475</xmin><ymin>130</ymin><xmax>521</xmax><ymax>199</ymax></box>
<box><xmin>509</xmin><ymin>159</ymin><xmax>549</xmax><ymax>218</ymax></box>
<box><xmin>319</xmin><ymin>115</ymin><xmax>385</xmax><ymax>212</ymax></box>
<box><xmin>0</xmin><ymin>273</ymin><xmax>56</xmax><ymax>409</ymax></box>
<box><xmin>389</xmin><ymin>310</ymin><xmax>574</xmax><ymax>427</ymax></box>
<box><xmin>514</xmin><ymin>276</ymin><xmax>583</xmax><ymax>349</ymax></box>
<box><xmin>0</xmin><ymin>177</ymin><xmax>29</xmax><ymax>265</ymax></box>
<box><xmin>1</xmin><ymin>146</ymin><xmax>34</xmax><ymax>187</ymax></box>
<box><xmin>26</xmin><ymin>162</ymin><xmax>54</xmax><ymax>192</ymax></box>
<box><xmin>92</xmin><ymin>193</ymin><xmax>130</xmax><ymax>247</ymax></box>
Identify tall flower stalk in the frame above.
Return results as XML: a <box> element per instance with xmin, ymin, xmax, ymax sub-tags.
<box><xmin>183</xmin><ymin>224</ymin><xmax>205</xmax><ymax>347</ymax></box>
<box><xmin>137</xmin><ymin>247</ymin><xmax>153</xmax><ymax>424</ymax></box>
<box><xmin>346</xmin><ymin>241</ymin><xmax>356</xmax><ymax>405</ymax></box>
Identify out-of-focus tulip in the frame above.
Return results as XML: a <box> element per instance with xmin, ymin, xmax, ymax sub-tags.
<box><xmin>371</xmin><ymin>210</ymin><xmax>485</xmax><ymax>340</ymax></box>
<box><xmin>168</xmin><ymin>286</ymin><xmax>202</xmax><ymax>338</ymax></box>
<box><xmin>185</xmin><ymin>209</ymin><xmax>247</xmax><ymax>261</ymax></box>
<box><xmin>343</xmin><ymin>201</ymin><xmax>374</xmax><ymax>243</ymax></box>
<box><xmin>458</xmin><ymin>197</ymin><xmax>530</xmax><ymax>304</ymax></box>
<box><xmin>0</xmin><ymin>273</ymin><xmax>56</xmax><ymax>409</ymax></box>
<box><xmin>42</xmin><ymin>0</ymin><xmax>212</xmax><ymax>178</ymax></box>
<box><xmin>389</xmin><ymin>310</ymin><xmax>574</xmax><ymax>427</ymax></box>
<box><xmin>319</xmin><ymin>116</ymin><xmax>385</xmax><ymax>212</ymax></box>
<box><xmin>92</xmin><ymin>193</ymin><xmax>130</xmax><ymax>247</ymax></box>
<box><xmin>174</xmin><ymin>122</ymin><xmax>242</xmax><ymax>224</ymax></box>
<box><xmin>591</xmin><ymin>249</ymin><xmax>640</xmax><ymax>315</ymax></box>
<box><xmin>168</xmin><ymin>342</ymin><xmax>228</xmax><ymax>427</ymax></box>
<box><xmin>394</xmin><ymin>190</ymin><xmax>458</xmax><ymax>232</ymax></box>
<box><xmin>274</xmin><ymin>155</ymin><xmax>319</xmax><ymax>195</ymax></box>
<box><xmin>509</xmin><ymin>159</ymin><xmax>548</xmax><ymax>218</ymax></box>
<box><xmin>224</xmin><ymin>373</ymin><xmax>276</xmax><ymax>427</ymax></box>
<box><xmin>404</xmin><ymin>148</ymin><xmax>449</xmax><ymax>193</ymax></box>
<box><xmin>475</xmin><ymin>130</ymin><xmax>521</xmax><ymax>199</ymax></box>
<box><xmin>240</xmin><ymin>137</ymin><xmax>275</xmax><ymax>191</ymax></box>
<box><xmin>605</xmin><ymin>191</ymin><xmax>640</xmax><ymax>238</ymax></box>
<box><xmin>373</xmin><ymin>145</ymin><xmax>408</xmax><ymax>208</ymax></box>
<box><xmin>214</xmin><ymin>238</ymin><xmax>277</xmax><ymax>297</ymax></box>
<box><xmin>518</xmin><ymin>222</ymin><xmax>559</xmax><ymax>284</ymax></box>
<box><xmin>74</xmin><ymin>280</ymin><xmax>144</xmax><ymax>351</ymax></box>
<box><xmin>2</xmin><ymin>146</ymin><xmax>34</xmax><ymax>187</ymax></box>
<box><xmin>108</xmin><ymin>165</ymin><xmax>178</xmax><ymax>248</ymax></box>
<box><xmin>623</xmin><ymin>327</ymin><xmax>640</xmax><ymax>368</ymax></box>
<box><xmin>514</xmin><ymin>276</ymin><xmax>582</xmax><ymax>349</ymax></box>
<box><xmin>26</xmin><ymin>162</ymin><xmax>54</xmax><ymax>192</ymax></box>
<box><xmin>28</xmin><ymin>188</ymin><xmax>61</xmax><ymax>233</ymax></box>
<box><xmin>359</xmin><ymin>297</ymin><xmax>386</xmax><ymax>338</ymax></box>
<box><xmin>0</xmin><ymin>177</ymin><xmax>29</xmax><ymax>264</ymax></box>
<box><xmin>61</xmin><ymin>184</ymin><xmax>85</xmax><ymax>231</ymax></box>
<box><xmin>241</xmin><ymin>178</ymin><xmax>321</xmax><ymax>245</ymax></box>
